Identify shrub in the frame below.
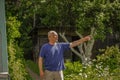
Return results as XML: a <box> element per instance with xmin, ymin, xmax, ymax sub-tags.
<box><xmin>93</xmin><ymin>46</ymin><xmax>120</xmax><ymax>78</ymax></box>
<box><xmin>8</xmin><ymin>43</ymin><xmax>32</xmax><ymax>80</ymax></box>
<box><xmin>64</xmin><ymin>46</ymin><xmax>120</xmax><ymax>80</ymax></box>
<box><xmin>26</xmin><ymin>60</ymin><xmax>39</xmax><ymax>75</ymax></box>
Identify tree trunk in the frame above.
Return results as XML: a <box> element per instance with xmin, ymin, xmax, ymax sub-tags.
<box><xmin>59</xmin><ymin>27</ymin><xmax>96</xmax><ymax>64</ymax></box>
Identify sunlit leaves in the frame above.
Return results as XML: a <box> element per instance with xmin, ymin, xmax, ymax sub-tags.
<box><xmin>76</xmin><ymin>0</ymin><xmax>120</xmax><ymax>40</ymax></box>
<box><xmin>64</xmin><ymin>46</ymin><xmax>120</xmax><ymax>80</ymax></box>
<box><xmin>6</xmin><ymin>16</ymin><xmax>21</xmax><ymax>43</ymax></box>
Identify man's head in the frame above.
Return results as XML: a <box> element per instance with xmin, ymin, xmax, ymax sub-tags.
<box><xmin>48</xmin><ymin>31</ymin><xmax>58</xmax><ymax>44</ymax></box>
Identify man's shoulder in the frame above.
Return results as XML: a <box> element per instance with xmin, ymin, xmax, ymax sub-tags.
<box><xmin>42</xmin><ymin>43</ymin><xmax>49</xmax><ymax>47</ymax></box>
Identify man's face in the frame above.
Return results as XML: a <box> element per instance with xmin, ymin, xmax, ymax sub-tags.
<box><xmin>48</xmin><ymin>32</ymin><xmax>58</xmax><ymax>42</ymax></box>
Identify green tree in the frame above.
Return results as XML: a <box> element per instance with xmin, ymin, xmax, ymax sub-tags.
<box><xmin>6</xmin><ymin>0</ymin><xmax>34</xmax><ymax>59</ymax></box>
<box><xmin>20</xmin><ymin>0</ymin><xmax>120</xmax><ymax>64</ymax></box>
<box><xmin>6</xmin><ymin>1</ymin><xmax>32</xmax><ymax>79</ymax></box>
<box><xmin>60</xmin><ymin>0</ymin><xmax>120</xmax><ymax>64</ymax></box>
<box><xmin>6</xmin><ymin>0</ymin><xmax>120</xmax><ymax>66</ymax></box>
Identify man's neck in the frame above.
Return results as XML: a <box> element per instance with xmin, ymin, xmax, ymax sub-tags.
<box><xmin>49</xmin><ymin>42</ymin><xmax>56</xmax><ymax>45</ymax></box>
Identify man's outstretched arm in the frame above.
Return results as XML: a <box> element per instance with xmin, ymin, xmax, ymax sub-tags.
<box><xmin>70</xmin><ymin>36</ymin><xmax>91</xmax><ymax>48</ymax></box>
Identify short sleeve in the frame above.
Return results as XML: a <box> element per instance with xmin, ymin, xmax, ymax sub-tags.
<box><xmin>39</xmin><ymin>45</ymin><xmax>46</xmax><ymax>58</ymax></box>
<box><xmin>61</xmin><ymin>43</ymin><xmax>70</xmax><ymax>51</ymax></box>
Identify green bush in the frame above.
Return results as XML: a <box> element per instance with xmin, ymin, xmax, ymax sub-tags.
<box><xmin>93</xmin><ymin>46</ymin><xmax>120</xmax><ymax>78</ymax></box>
<box><xmin>26</xmin><ymin>60</ymin><xmax>39</xmax><ymax>75</ymax></box>
<box><xmin>7</xmin><ymin>16</ymin><xmax>32</xmax><ymax>80</ymax></box>
<box><xmin>8</xmin><ymin>43</ymin><xmax>32</xmax><ymax>80</ymax></box>
<box><xmin>64</xmin><ymin>46</ymin><xmax>120</xmax><ymax>80</ymax></box>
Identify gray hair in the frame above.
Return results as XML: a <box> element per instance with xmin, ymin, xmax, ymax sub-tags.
<box><xmin>48</xmin><ymin>30</ymin><xmax>58</xmax><ymax>37</ymax></box>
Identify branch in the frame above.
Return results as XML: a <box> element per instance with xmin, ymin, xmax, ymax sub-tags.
<box><xmin>59</xmin><ymin>32</ymin><xmax>69</xmax><ymax>42</ymax></box>
<box><xmin>90</xmin><ymin>27</ymin><xmax>96</xmax><ymax>37</ymax></box>
<box><xmin>75</xmin><ymin>31</ymin><xmax>83</xmax><ymax>38</ymax></box>
<box><xmin>59</xmin><ymin>32</ymin><xmax>82</xmax><ymax>58</ymax></box>
<box><xmin>85</xmin><ymin>27</ymin><xmax>95</xmax><ymax>56</ymax></box>
<box><xmin>75</xmin><ymin>31</ymin><xmax>86</xmax><ymax>53</ymax></box>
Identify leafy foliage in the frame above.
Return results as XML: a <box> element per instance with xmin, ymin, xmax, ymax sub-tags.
<box><xmin>6</xmin><ymin>16</ymin><xmax>32</xmax><ymax>79</ymax></box>
<box><xmin>5</xmin><ymin>1</ymin><xmax>34</xmax><ymax>79</ymax></box>
<box><xmin>6</xmin><ymin>17</ymin><xmax>21</xmax><ymax>43</ymax></box>
<box><xmin>64</xmin><ymin>46</ymin><xmax>120</xmax><ymax>80</ymax></box>
<box><xmin>95</xmin><ymin>46</ymin><xmax>120</xmax><ymax>73</ymax></box>
<box><xmin>8</xmin><ymin>43</ymin><xmax>31</xmax><ymax>80</ymax></box>
<box><xmin>76</xmin><ymin>0</ymin><xmax>120</xmax><ymax>39</ymax></box>
<box><xmin>26</xmin><ymin>60</ymin><xmax>39</xmax><ymax>75</ymax></box>
<box><xmin>5</xmin><ymin>0</ymin><xmax>120</xmax><ymax>79</ymax></box>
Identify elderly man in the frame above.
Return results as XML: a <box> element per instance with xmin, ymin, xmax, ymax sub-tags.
<box><xmin>39</xmin><ymin>30</ymin><xmax>91</xmax><ymax>80</ymax></box>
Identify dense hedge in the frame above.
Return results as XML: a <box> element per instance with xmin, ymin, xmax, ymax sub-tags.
<box><xmin>7</xmin><ymin>17</ymin><xmax>32</xmax><ymax>80</ymax></box>
<box><xmin>64</xmin><ymin>46</ymin><xmax>120</xmax><ymax>80</ymax></box>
